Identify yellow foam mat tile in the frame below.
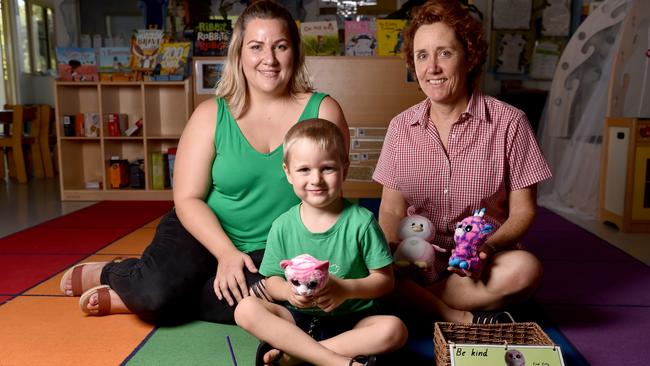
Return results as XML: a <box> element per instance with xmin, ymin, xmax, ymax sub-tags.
<box><xmin>0</xmin><ymin>296</ymin><xmax>153</xmax><ymax>366</ymax></box>
<box><xmin>26</xmin><ymin>254</ymin><xmax>141</xmax><ymax>296</ymax></box>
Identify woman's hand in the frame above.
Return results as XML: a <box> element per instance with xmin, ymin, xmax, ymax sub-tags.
<box><xmin>447</xmin><ymin>246</ymin><xmax>494</xmax><ymax>279</ymax></box>
<box><xmin>313</xmin><ymin>276</ymin><xmax>347</xmax><ymax>313</ymax></box>
<box><xmin>447</xmin><ymin>265</ymin><xmax>476</xmax><ymax>278</ymax></box>
<box><xmin>213</xmin><ymin>249</ymin><xmax>258</xmax><ymax>306</ymax></box>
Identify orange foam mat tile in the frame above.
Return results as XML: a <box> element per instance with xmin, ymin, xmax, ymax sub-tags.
<box><xmin>142</xmin><ymin>215</ymin><xmax>164</xmax><ymax>229</ymax></box>
<box><xmin>0</xmin><ymin>296</ymin><xmax>153</xmax><ymax>366</ymax></box>
<box><xmin>96</xmin><ymin>227</ymin><xmax>156</xmax><ymax>255</ymax></box>
<box><xmin>26</xmin><ymin>254</ymin><xmax>141</xmax><ymax>296</ymax></box>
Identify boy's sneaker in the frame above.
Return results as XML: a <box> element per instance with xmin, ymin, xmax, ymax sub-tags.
<box><xmin>472</xmin><ymin>311</ymin><xmax>515</xmax><ymax>324</ymax></box>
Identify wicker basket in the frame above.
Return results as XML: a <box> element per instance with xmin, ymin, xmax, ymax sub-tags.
<box><xmin>433</xmin><ymin>322</ymin><xmax>554</xmax><ymax>366</ymax></box>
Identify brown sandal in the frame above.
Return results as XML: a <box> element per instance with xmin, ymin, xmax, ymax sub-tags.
<box><xmin>79</xmin><ymin>285</ymin><xmax>112</xmax><ymax>316</ymax></box>
<box><xmin>59</xmin><ymin>258</ymin><xmax>123</xmax><ymax>296</ymax></box>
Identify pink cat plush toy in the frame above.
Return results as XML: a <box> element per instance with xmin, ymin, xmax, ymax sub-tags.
<box><xmin>393</xmin><ymin>214</ymin><xmax>446</xmax><ymax>284</ymax></box>
<box><xmin>448</xmin><ymin>208</ymin><xmax>494</xmax><ymax>273</ymax></box>
<box><xmin>280</xmin><ymin>254</ymin><xmax>329</xmax><ymax>296</ymax></box>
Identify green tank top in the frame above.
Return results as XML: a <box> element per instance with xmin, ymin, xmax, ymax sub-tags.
<box><xmin>205</xmin><ymin>92</ymin><xmax>327</xmax><ymax>253</ymax></box>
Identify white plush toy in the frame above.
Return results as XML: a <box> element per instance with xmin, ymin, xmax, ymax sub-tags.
<box><xmin>393</xmin><ymin>214</ymin><xmax>446</xmax><ymax>284</ymax></box>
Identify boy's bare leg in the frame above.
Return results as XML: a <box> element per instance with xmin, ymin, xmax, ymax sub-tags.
<box><xmin>318</xmin><ymin>315</ymin><xmax>408</xmax><ymax>357</ymax></box>
<box><xmin>235</xmin><ymin>297</ymin><xmax>365</xmax><ymax>366</ymax></box>
<box><xmin>384</xmin><ymin>277</ymin><xmax>473</xmax><ymax>322</ymax></box>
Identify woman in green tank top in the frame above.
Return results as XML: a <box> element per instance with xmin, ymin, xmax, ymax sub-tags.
<box><xmin>60</xmin><ymin>0</ymin><xmax>349</xmax><ymax>325</ymax></box>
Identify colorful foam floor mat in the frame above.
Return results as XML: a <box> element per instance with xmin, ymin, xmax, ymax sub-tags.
<box><xmin>2</xmin><ymin>202</ymin><xmax>641</xmax><ymax>365</ymax></box>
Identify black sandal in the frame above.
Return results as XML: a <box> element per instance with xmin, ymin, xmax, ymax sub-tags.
<box><xmin>255</xmin><ymin>341</ymin><xmax>284</xmax><ymax>366</ymax></box>
<box><xmin>349</xmin><ymin>355</ymin><xmax>377</xmax><ymax>366</ymax></box>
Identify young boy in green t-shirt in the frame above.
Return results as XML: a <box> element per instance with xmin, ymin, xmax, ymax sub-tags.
<box><xmin>234</xmin><ymin>118</ymin><xmax>407</xmax><ymax>366</ymax></box>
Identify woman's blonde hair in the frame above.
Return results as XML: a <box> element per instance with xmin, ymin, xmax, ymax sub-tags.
<box><xmin>214</xmin><ymin>0</ymin><xmax>313</xmax><ymax>118</ymax></box>
<box><xmin>283</xmin><ymin>118</ymin><xmax>349</xmax><ymax>167</ymax></box>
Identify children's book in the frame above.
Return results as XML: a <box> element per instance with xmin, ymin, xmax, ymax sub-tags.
<box><xmin>129</xmin><ymin>29</ymin><xmax>166</xmax><ymax>73</ymax></box>
<box><xmin>151</xmin><ymin>152</ymin><xmax>170</xmax><ymax>189</ymax></box>
<box><xmin>157</xmin><ymin>42</ymin><xmax>191</xmax><ymax>80</ymax></box>
<box><xmin>98</xmin><ymin>47</ymin><xmax>132</xmax><ymax>81</ymax></box>
<box><xmin>193</xmin><ymin>19</ymin><xmax>232</xmax><ymax>56</ymax></box>
<box><xmin>301</xmin><ymin>21</ymin><xmax>339</xmax><ymax>56</ymax></box>
<box><xmin>55</xmin><ymin>47</ymin><xmax>99</xmax><ymax>81</ymax></box>
<box><xmin>344</xmin><ymin>20</ymin><xmax>377</xmax><ymax>56</ymax></box>
<box><xmin>83</xmin><ymin>112</ymin><xmax>100</xmax><ymax>137</ymax></box>
<box><xmin>376</xmin><ymin>19</ymin><xmax>407</xmax><ymax>56</ymax></box>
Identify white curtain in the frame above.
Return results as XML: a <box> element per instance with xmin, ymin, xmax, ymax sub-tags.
<box><xmin>537</xmin><ymin>0</ymin><xmax>630</xmax><ymax>218</ymax></box>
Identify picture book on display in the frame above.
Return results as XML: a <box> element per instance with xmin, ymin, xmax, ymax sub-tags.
<box><xmin>344</xmin><ymin>20</ymin><xmax>377</xmax><ymax>56</ymax></box>
<box><xmin>98</xmin><ymin>47</ymin><xmax>132</xmax><ymax>81</ymax></box>
<box><xmin>129</xmin><ymin>29</ymin><xmax>167</xmax><ymax>73</ymax></box>
<box><xmin>376</xmin><ymin>19</ymin><xmax>407</xmax><ymax>56</ymax></box>
<box><xmin>193</xmin><ymin>19</ymin><xmax>232</xmax><ymax>56</ymax></box>
<box><xmin>156</xmin><ymin>42</ymin><xmax>191</xmax><ymax>80</ymax></box>
<box><xmin>55</xmin><ymin>47</ymin><xmax>99</xmax><ymax>81</ymax></box>
<box><xmin>301</xmin><ymin>21</ymin><xmax>339</xmax><ymax>56</ymax></box>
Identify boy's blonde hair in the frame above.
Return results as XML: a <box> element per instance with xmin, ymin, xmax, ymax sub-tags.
<box><xmin>283</xmin><ymin>118</ymin><xmax>349</xmax><ymax>166</ymax></box>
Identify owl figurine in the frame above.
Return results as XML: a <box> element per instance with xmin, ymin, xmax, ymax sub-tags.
<box><xmin>448</xmin><ymin>208</ymin><xmax>494</xmax><ymax>273</ymax></box>
<box><xmin>393</xmin><ymin>214</ymin><xmax>446</xmax><ymax>284</ymax></box>
<box><xmin>504</xmin><ymin>349</ymin><xmax>526</xmax><ymax>366</ymax></box>
<box><xmin>280</xmin><ymin>254</ymin><xmax>329</xmax><ymax>296</ymax></box>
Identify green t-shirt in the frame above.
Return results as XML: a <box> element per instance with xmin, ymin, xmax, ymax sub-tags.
<box><xmin>260</xmin><ymin>199</ymin><xmax>393</xmax><ymax>316</ymax></box>
<box><xmin>205</xmin><ymin>93</ymin><xmax>326</xmax><ymax>253</ymax></box>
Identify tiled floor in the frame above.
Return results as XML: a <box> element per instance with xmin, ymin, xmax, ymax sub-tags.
<box><xmin>0</xmin><ymin>178</ymin><xmax>95</xmax><ymax>238</ymax></box>
<box><xmin>1</xmin><ymin>177</ymin><xmax>649</xmax><ymax>265</ymax></box>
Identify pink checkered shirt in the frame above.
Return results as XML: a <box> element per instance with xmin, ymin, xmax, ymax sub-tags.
<box><xmin>373</xmin><ymin>91</ymin><xmax>552</xmax><ymax>274</ymax></box>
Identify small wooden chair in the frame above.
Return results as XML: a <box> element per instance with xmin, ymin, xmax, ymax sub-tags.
<box><xmin>0</xmin><ymin>105</ymin><xmax>42</xmax><ymax>182</ymax></box>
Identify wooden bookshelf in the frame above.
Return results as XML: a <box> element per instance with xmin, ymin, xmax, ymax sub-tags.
<box><xmin>54</xmin><ymin>80</ymin><xmax>192</xmax><ymax>200</ymax></box>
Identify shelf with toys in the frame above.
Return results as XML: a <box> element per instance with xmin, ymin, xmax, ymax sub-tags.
<box><xmin>54</xmin><ymin>79</ymin><xmax>192</xmax><ymax>200</ymax></box>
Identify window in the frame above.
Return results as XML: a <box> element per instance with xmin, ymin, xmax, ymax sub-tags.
<box><xmin>31</xmin><ymin>3</ymin><xmax>56</xmax><ymax>73</ymax></box>
<box><xmin>16</xmin><ymin>0</ymin><xmax>56</xmax><ymax>74</ymax></box>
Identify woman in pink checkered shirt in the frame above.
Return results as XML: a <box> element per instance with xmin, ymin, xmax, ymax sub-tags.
<box><xmin>373</xmin><ymin>0</ymin><xmax>552</xmax><ymax>325</ymax></box>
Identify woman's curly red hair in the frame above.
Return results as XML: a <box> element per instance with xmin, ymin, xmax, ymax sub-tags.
<box><xmin>402</xmin><ymin>0</ymin><xmax>488</xmax><ymax>90</ymax></box>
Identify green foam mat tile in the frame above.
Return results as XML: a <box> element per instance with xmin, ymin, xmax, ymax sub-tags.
<box><xmin>125</xmin><ymin>321</ymin><xmax>258</xmax><ymax>366</ymax></box>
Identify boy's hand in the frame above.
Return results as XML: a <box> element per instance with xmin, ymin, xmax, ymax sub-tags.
<box><xmin>285</xmin><ymin>282</ymin><xmax>314</xmax><ymax>308</ymax></box>
<box><xmin>313</xmin><ymin>276</ymin><xmax>347</xmax><ymax>313</ymax></box>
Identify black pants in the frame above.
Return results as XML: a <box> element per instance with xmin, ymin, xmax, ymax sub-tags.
<box><xmin>100</xmin><ymin>209</ymin><xmax>265</xmax><ymax>324</ymax></box>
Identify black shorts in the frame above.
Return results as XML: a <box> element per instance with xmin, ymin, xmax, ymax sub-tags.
<box><xmin>288</xmin><ymin>306</ymin><xmax>379</xmax><ymax>341</ymax></box>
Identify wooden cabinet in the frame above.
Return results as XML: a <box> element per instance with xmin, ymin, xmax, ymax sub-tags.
<box><xmin>54</xmin><ymin>80</ymin><xmax>192</xmax><ymax>200</ymax></box>
<box><xmin>599</xmin><ymin>118</ymin><xmax>650</xmax><ymax>232</ymax></box>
